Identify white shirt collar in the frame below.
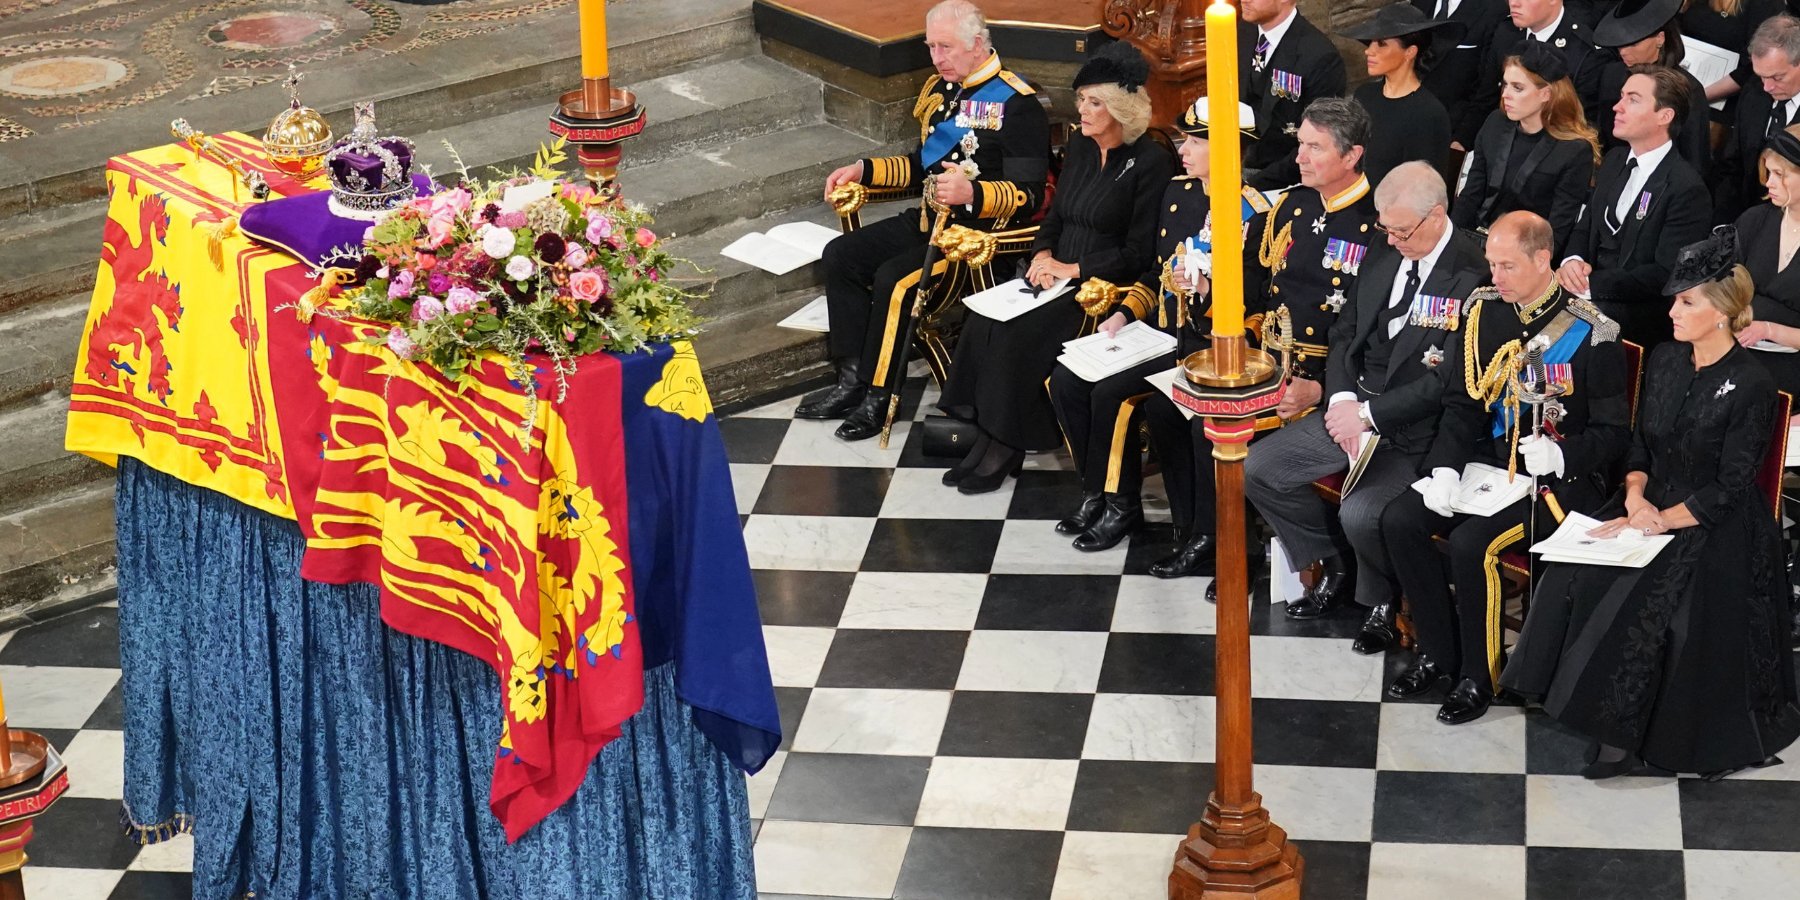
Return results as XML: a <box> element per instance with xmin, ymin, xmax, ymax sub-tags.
<box><xmin>1413</xmin><ymin>217</ymin><xmax>1455</xmax><ymax>277</ymax></box>
<box><xmin>1259</xmin><ymin>8</ymin><xmax>1298</xmax><ymax>56</ymax></box>
<box><xmin>1626</xmin><ymin>139</ymin><xmax>1675</xmax><ymax>177</ymax></box>
<box><xmin>1526</xmin><ymin>7</ymin><xmax>1565</xmax><ymax>44</ymax></box>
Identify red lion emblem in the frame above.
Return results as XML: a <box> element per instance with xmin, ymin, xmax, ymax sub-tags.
<box><xmin>88</xmin><ymin>193</ymin><xmax>183</xmax><ymax>402</ymax></box>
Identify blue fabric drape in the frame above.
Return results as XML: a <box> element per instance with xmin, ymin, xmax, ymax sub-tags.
<box><xmin>115</xmin><ymin>459</ymin><xmax>757</xmax><ymax>900</ymax></box>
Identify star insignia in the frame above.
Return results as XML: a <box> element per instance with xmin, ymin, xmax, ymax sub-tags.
<box><xmin>1311</xmin><ymin>214</ymin><xmax>1327</xmax><ymax>234</ymax></box>
<box><xmin>1543</xmin><ymin>398</ymin><xmax>1567</xmax><ymax>423</ymax></box>
<box><xmin>1716</xmin><ymin>379</ymin><xmax>1737</xmax><ymax>398</ymax></box>
<box><xmin>1325</xmin><ymin>289</ymin><xmax>1348</xmax><ymax>312</ymax></box>
<box><xmin>1421</xmin><ymin>344</ymin><xmax>1444</xmax><ymax>368</ymax></box>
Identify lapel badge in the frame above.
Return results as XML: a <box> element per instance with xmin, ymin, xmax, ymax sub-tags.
<box><xmin>1283</xmin><ymin>122</ymin><xmax>1298</xmax><ymax>136</ymax></box>
<box><xmin>1555</xmin><ymin>37</ymin><xmax>1566</xmax><ymax>47</ymax></box>
<box><xmin>1421</xmin><ymin>344</ymin><xmax>1445</xmax><ymax>368</ymax></box>
<box><xmin>1325</xmin><ymin>288</ymin><xmax>1348</xmax><ymax>312</ymax></box>
<box><xmin>1635</xmin><ymin>192</ymin><xmax>1651</xmax><ymax>221</ymax></box>
<box><xmin>1716</xmin><ymin>379</ymin><xmax>1737</xmax><ymax>398</ymax></box>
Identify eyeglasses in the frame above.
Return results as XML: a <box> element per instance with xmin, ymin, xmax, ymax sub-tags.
<box><xmin>1375</xmin><ymin>212</ymin><xmax>1431</xmax><ymax>241</ymax></box>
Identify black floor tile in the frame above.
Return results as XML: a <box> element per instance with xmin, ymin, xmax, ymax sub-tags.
<box><xmin>752</xmin><ymin>465</ymin><xmax>892</xmax><ymax>517</ymax></box>
<box><xmin>1526</xmin><ymin>847</ymin><xmax>1686</xmax><ymax>900</ymax></box>
<box><xmin>1066</xmin><ymin>759</ymin><xmax>1215</xmax><ymax>834</ymax></box>
<box><xmin>937</xmin><ymin>691</ymin><xmax>1094</xmax><ymax>759</ymax></box>
<box><xmin>814</xmin><ymin>629</ymin><xmax>969</xmax><ymax>690</ymax></box>
<box><xmin>763</xmin><ymin>752</ymin><xmax>931</xmax><ymax>826</ymax></box>
<box><xmin>1679</xmin><ymin>778</ymin><xmax>1800</xmax><ymax>851</ymax></box>
<box><xmin>860</xmin><ymin>519</ymin><xmax>1005</xmax><ymax>573</ymax></box>
<box><xmin>975</xmin><ymin>574</ymin><xmax>1120</xmax><ymax>631</ymax></box>
<box><xmin>774</xmin><ymin>686</ymin><xmax>809</xmax><ymax>752</ymax></box>
<box><xmin>1252</xmin><ymin>698</ymin><xmax>1382</xmax><ymax>769</ymax></box>
<box><xmin>1371</xmin><ymin>771</ymin><xmax>1526</xmax><ymax>845</ymax></box>
<box><xmin>83</xmin><ymin>680</ymin><xmax>126</xmax><ymax>731</ymax></box>
<box><xmin>1097</xmin><ymin>633</ymin><xmax>1216</xmax><ymax>695</ymax></box>
<box><xmin>0</xmin><ymin>605</ymin><xmax>120</xmax><ymax>668</ymax></box>
<box><xmin>716</xmin><ymin>416</ymin><xmax>791</xmax><ymax>464</ymax></box>
<box><xmin>109</xmin><ymin>871</ymin><xmax>194</xmax><ymax>900</ymax></box>
<box><xmin>892</xmin><ymin>827</ymin><xmax>1065</xmax><ymax>900</ymax></box>
<box><xmin>1006</xmin><ymin>468</ymin><xmax>1082</xmax><ymax>520</ymax></box>
<box><xmin>1123</xmin><ymin>523</ymin><xmax>1203</xmax><ymax>577</ymax></box>
<box><xmin>28</xmin><ymin>796</ymin><xmax>142</xmax><ymax>869</ymax></box>
<box><xmin>1525</xmin><ymin>711</ymin><xmax>1594</xmax><ymax>776</ymax></box>
<box><xmin>1292</xmin><ymin>839</ymin><xmax>1373</xmax><ymax>900</ymax></box>
<box><xmin>1249</xmin><ymin>599</ymin><xmax>1365</xmax><ymax>640</ymax></box>
<box><xmin>34</xmin><ymin>727</ymin><xmax>78</xmax><ymax>754</ymax></box>
<box><xmin>753</xmin><ymin>570</ymin><xmax>855</xmax><ymax>628</ymax></box>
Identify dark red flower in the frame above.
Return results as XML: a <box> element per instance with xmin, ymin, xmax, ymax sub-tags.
<box><xmin>534</xmin><ymin>232</ymin><xmax>567</xmax><ymax>264</ymax></box>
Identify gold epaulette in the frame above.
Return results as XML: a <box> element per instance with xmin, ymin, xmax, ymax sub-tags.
<box><xmin>997</xmin><ymin>70</ymin><xmax>1034</xmax><ymax>94</ymax></box>
<box><xmin>1566</xmin><ymin>297</ymin><xmax>1621</xmax><ymax>344</ymax></box>
<box><xmin>1242</xmin><ymin>185</ymin><xmax>1272</xmax><ymax>215</ymax></box>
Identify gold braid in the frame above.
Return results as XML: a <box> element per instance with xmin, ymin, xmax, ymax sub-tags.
<box><xmin>1257</xmin><ymin>193</ymin><xmax>1293</xmax><ymax>277</ymax></box>
<box><xmin>1462</xmin><ymin>300</ymin><xmax>1527</xmax><ymax>480</ymax></box>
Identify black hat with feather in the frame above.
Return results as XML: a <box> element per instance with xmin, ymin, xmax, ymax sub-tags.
<box><xmin>1074</xmin><ymin>40</ymin><xmax>1150</xmax><ymax>92</ymax></box>
<box><xmin>1664</xmin><ymin>226</ymin><xmax>1740</xmax><ymax>295</ymax></box>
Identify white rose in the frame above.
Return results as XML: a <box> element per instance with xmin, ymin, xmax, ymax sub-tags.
<box><xmin>480</xmin><ymin>224</ymin><xmax>516</xmax><ymax>259</ymax></box>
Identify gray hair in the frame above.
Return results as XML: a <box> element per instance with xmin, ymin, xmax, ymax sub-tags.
<box><xmin>1374</xmin><ymin>161</ymin><xmax>1448</xmax><ymax>217</ymax></box>
<box><xmin>1749</xmin><ymin>14</ymin><xmax>1800</xmax><ymax>64</ymax></box>
<box><xmin>1080</xmin><ymin>83</ymin><xmax>1152</xmax><ymax>144</ymax></box>
<box><xmin>1300</xmin><ymin>97</ymin><xmax>1370</xmax><ymax>167</ymax></box>
<box><xmin>927</xmin><ymin>0</ymin><xmax>990</xmax><ymax>51</ymax></box>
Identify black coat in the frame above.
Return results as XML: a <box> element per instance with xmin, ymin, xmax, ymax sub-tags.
<box><xmin>1413</xmin><ymin>0</ymin><xmax>1510</xmax><ymax>148</ymax></box>
<box><xmin>1324</xmin><ymin>227</ymin><xmax>1489</xmax><ymax>456</ymax></box>
<box><xmin>1475</xmin><ymin>15</ymin><xmax>1612</xmax><ymax>132</ymax></box>
<box><xmin>1734</xmin><ymin>202</ymin><xmax>1800</xmax><ymax>397</ymax></box>
<box><xmin>1563</xmin><ymin>145</ymin><xmax>1713</xmax><ymax>348</ymax></box>
<box><xmin>1594</xmin><ymin>61</ymin><xmax>1710</xmax><ymax>180</ymax></box>
<box><xmin>1239</xmin><ymin>13</ymin><xmax>1348</xmax><ymax>190</ymax></box>
<box><xmin>1451</xmin><ymin>110</ymin><xmax>1595</xmax><ymax>257</ymax></box>
<box><xmin>1718</xmin><ymin>82</ymin><xmax>1785</xmax><ymax>222</ymax></box>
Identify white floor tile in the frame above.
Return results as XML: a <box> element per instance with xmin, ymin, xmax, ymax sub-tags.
<box><xmin>1082</xmin><ymin>693</ymin><xmax>1215</xmax><ymax>763</ymax></box>
<box><xmin>20</xmin><ymin>867</ymin><xmax>122</xmax><ymax>900</ymax></box>
<box><xmin>1376</xmin><ymin>704</ymin><xmax>1527</xmax><ymax>774</ymax></box>
<box><xmin>1525</xmin><ymin>774</ymin><xmax>1684</xmax><ymax>850</ymax></box>
<box><xmin>1246</xmin><ymin>636</ymin><xmax>1386</xmax><ymax>703</ymax></box>
<box><xmin>1021</xmin><ymin>449</ymin><xmax>1075</xmax><ymax>472</ymax></box>
<box><xmin>1252</xmin><ymin>764</ymin><xmax>1376</xmax><ymax>842</ymax></box>
<box><xmin>753</xmin><ymin>820</ymin><xmax>913</xmax><ymax>898</ymax></box>
<box><xmin>956</xmin><ymin>630</ymin><xmax>1109</xmax><ymax>693</ymax></box>
<box><xmin>0</xmin><ymin>665</ymin><xmax>120</xmax><ymax>729</ymax></box>
<box><xmin>877</xmin><ymin>466</ymin><xmax>1016</xmax><ymax>518</ymax></box>
<box><xmin>837</xmin><ymin>572</ymin><xmax>987</xmax><ymax>631</ymax></box>
<box><xmin>773</xmin><ymin>418</ymin><xmax>913</xmax><ymax>467</ymax></box>
<box><xmin>761</xmin><ymin>626</ymin><xmax>836</xmax><ymax>688</ymax></box>
<box><xmin>741</xmin><ymin>515</ymin><xmax>876</xmax><ymax>571</ymax></box>
<box><xmin>59</xmin><ymin>728</ymin><xmax>125</xmax><ymax>800</ymax></box>
<box><xmin>745</xmin><ymin>750</ymin><xmax>787</xmax><ymax>821</ymax></box>
<box><xmin>729</xmin><ymin>463</ymin><xmax>770</xmax><ymax>515</ymax></box>
<box><xmin>990</xmin><ymin>520</ymin><xmax>1128</xmax><ymax>575</ymax></box>
<box><xmin>914</xmin><ymin>756</ymin><xmax>1079</xmax><ymax>830</ymax></box>
<box><xmin>1365</xmin><ymin>842</ymin><xmax>1526</xmax><ymax>900</ymax></box>
<box><xmin>128</xmin><ymin>832</ymin><xmax>195</xmax><ymax>872</ymax></box>
<box><xmin>1683</xmin><ymin>849</ymin><xmax>1800</xmax><ymax>898</ymax></box>
<box><xmin>1109</xmin><ymin>575</ymin><xmax>1216</xmax><ymax>634</ymax></box>
<box><xmin>1050</xmin><ymin>831</ymin><xmax>1186</xmax><ymax>900</ymax></box>
<box><xmin>736</xmin><ymin>394</ymin><xmax>803</xmax><ymax>419</ymax></box>
<box><xmin>790</xmin><ymin>687</ymin><xmax>952</xmax><ymax>756</ymax></box>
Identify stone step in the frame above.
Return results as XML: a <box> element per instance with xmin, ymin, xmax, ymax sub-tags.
<box><xmin>0</xmin><ymin>483</ymin><xmax>116</xmax><ymax>609</ymax></box>
<box><xmin>0</xmin><ymin>394</ymin><xmax>110</xmax><ymax>519</ymax></box>
<box><xmin>694</xmin><ymin>287</ymin><xmax>831</xmax><ymax>409</ymax></box>
<box><xmin>0</xmin><ymin>293</ymin><xmax>88</xmax><ymax>412</ymax></box>
<box><xmin>0</xmin><ymin>199</ymin><xmax>107</xmax><ymax>318</ymax></box>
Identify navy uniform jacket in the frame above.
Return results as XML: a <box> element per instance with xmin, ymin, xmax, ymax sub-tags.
<box><xmin>1239</xmin><ymin>13</ymin><xmax>1347</xmax><ymax>191</ymax></box>
<box><xmin>1245</xmin><ymin>175</ymin><xmax>1379</xmax><ymax>381</ymax></box>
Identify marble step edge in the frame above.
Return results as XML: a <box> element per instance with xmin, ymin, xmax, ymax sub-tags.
<box><xmin>0</xmin><ymin>394</ymin><xmax>110</xmax><ymax>520</ymax></box>
<box><xmin>0</xmin><ymin>481</ymin><xmax>116</xmax><ymax>610</ymax></box>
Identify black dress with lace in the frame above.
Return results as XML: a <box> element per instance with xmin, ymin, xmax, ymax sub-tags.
<box><xmin>1500</xmin><ymin>342</ymin><xmax>1800</xmax><ymax>774</ymax></box>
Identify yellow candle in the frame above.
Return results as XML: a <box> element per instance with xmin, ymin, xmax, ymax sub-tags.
<box><xmin>579</xmin><ymin>0</ymin><xmax>609</xmax><ymax>80</ymax></box>
<box><xmin>1205</xmin><ymin>0</ymin><xmax>1243</xmax><ymax>338</ymax></box>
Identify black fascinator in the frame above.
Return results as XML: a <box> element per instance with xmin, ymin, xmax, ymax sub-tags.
<box><xmin>1515</xmin><ymin>40</ymin><xmax>1570</xmax><ymax>85</ymax></box>
<box><xmin>1663</xmin><ymin>226</ymin><xmax>1739</xmax><ymax>295</ymax></box>
<box><xmin>1073</xmin><ymin>40</ymin><xmax>1150</xmax><ymax>93</ymax></box>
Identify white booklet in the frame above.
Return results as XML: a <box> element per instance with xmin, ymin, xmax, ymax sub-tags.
<box><xmin>1681</xmin><ymin>36</ymin><xmax>1739</xmax><ymax>111</ymax></box>
<box><xmin>963</xmin><ymin>277</ymin><xmax>1074</xmax><ymax>322</ymax></box>
<box><xmin>1057</xmin><ymin>321</ymin><xmax>1177</xmax><ymax>382</ymax></box>
<box><xmin>1144</xmin><ymin>365</ymin><xmax>1197</xmax><ymax>420</ymax></box>
<box><xmin>1787</xmin><ymin>422</ymin><xmax>1800</xmax><ymax>466</ymax></box>
<box><xmin>777</xmin><ymin>295</ymin><xmax>830</xmax><ymax>333</ymax></box>
<box><xmin>1529</xmin><ymin>511</ymin><xmax>1673</xmax><ymax>568</ymax></box>
<box><xmin>719</xmin><ymin>221</ymin><xmax>843</xmax><ymax>275</ymax></box>
<box><xmin>1751</xmin><ymin>339</ymin><xmax>1798</xmax><ymax>354</ymax></box>
<box><xmin>1409</xmin><ymin>462</ymin><xmax>1534</xmax><ymax>517</ymax></box>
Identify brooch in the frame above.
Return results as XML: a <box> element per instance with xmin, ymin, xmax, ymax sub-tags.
<box><xmin>1283</xmin><ymin>122</ymin><xmax>1298</xmax><ymax>136</ymax></box>
<box><xmin>1543</xmin><ymin>398</ymin><xmax>1566</xmax><ymax>424</ymax></box>
<box><xmin>1716</xmin><ymin>379</ymin><xmax>1736</xmax><ymax>398</ymax></box>
<box><xmin>1311</xmin><ymin>213</ymin><xmax>1327</xmax><ymax>234</ymax></box>
<box><xmin>1555</xmin><ymin>37</ymin><xmax>1567</xmax><ymax>47</ymax></box>
<box><xmin>1325</xmin><ymin>289</ymin><xmax>1348</xmax><ymax>312</ymax></box>
<box><xmin>1421</xmin><ymin>344</ymin><xmax>1444</xmax><ymax>368</ymax></box>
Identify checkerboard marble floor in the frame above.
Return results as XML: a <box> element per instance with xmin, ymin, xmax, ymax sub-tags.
<box><xmin>17</xmin><ymin>368</ymin><xmax>1800</xmax><ymax>899</ymax></box>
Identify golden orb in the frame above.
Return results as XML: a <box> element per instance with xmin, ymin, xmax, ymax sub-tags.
<box><xmin>263</xmin><ymin>66</ymin><xmax>332</xmax><ymax>178</ymax></box>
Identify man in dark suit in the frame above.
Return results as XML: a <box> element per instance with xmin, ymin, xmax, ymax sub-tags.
<box><xmin>1717</xmin><ymin>14</ymin><xmax>1800</xmax><ymax>222</ymax></box>
<box><xmin>1243</xmin><ymin>161</ymin><xmax>1488</xmax><ymax>636</ymax></box>
<box><xmin>1381</xmin><ymin>210</ymin><xmax>1630</xmax><ymax>725</ymax></box>
<box><xmin>1239</xmin><ymin>0</ymin><xmax>1348</xmax><ymax>190</ymax></box>
<box><xmin>1474</xmin><ymin>0</ymin><xmax>1611</xmax><ymax>129</ymax></box>
<box><xmin>1413</xmin><ymin>0</ymin><xmax>1510</xmax><ymax>151</ymax></box>
<box><xmin>1558</xmin><ymin>65</ymin><xmax>1712</xmax><ymax>349</ymax></box>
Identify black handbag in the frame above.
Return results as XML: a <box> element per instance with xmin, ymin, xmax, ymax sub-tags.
<box><xmin>920</xmin><ymin>414</ymin><xmax>979</xmax><ymax>459</ymax></box>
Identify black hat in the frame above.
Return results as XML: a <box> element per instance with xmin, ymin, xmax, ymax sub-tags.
<box><xmin>1339</xmin><ymin>4</ymin><xmax>1462</xmax><ymax>43</ymax></box>
<box><xmin>1177</xmin><ymin>95</ymin><xmax>1258</xmax><ymax>139</ymax></box>
<box><xmin>1768</xmin><ymin>129</ymin><xmax>1800</xmax><ymax>167</ymax></box>
<box><xmin>1074</xmin><ymin>40</ymin><xmax>1150</xmax><ymax>93</ymax></box>
<box><xmin>1513</xmin><ymin>39</ymin><xmax>1570</xmax><ymax>85</ymax></box>
<box><xmin>1592</xmin><ymin>0</ymin><xmax>1681</xmax><ymax>49</ymax></box>
<box><xmin>1663</xmin><ymin>226</ymin><xmax>1739</xmax><ymax>295</ymax></box>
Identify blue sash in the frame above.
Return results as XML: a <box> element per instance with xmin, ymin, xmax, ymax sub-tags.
<box><xmin>920</xmin><ymin>76</ymin><xmax>1020</xmax><ymax>168</ymax></box>
<box><xmin>1491</xmin><ymin>318</ymin><xmax>1590</xmax><ymax>437</ymax></box>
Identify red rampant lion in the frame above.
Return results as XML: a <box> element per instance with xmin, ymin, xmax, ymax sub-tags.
<box><xmin>89</xmin><ymin>193</ymin><xmax>183</xmax><ymax>402</ymax></box>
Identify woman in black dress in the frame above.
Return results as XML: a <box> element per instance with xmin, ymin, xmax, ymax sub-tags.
<box><xmin>1730</xmin><ymin>127</ymin><xmax>1800</xmax><ymax>398</ymax></box>
<box><xmin>939</xmin><ymin>42</ymin><xmax>1174</xmax><ymax>494</ymax></box>
<box><xmin>1450</xmin><ymin>42</ymin><xmax>1600</xmax><ymax>257</ymax></box>
<box><xmin>1501</xmin><ymin>228</ymin><xmax>1800</xmax><ymax>779</ymax></box>
<box><xmin>1341</xmin><ymin>4</ymin><xmax>1455</xmax><ymax>185</ymax></box>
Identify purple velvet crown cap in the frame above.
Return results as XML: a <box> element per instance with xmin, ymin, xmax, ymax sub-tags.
<box><xmin>327</xmin><ymin>138</ymin><xmax>413</xmax><ymax>193</ymax></box>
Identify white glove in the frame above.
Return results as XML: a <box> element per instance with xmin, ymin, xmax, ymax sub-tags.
<box><xmin>1519</xmin><ymin>434</ymin><xmax>1565</xmax><ymax>478</ymax></box>
<box><xmin>1422</xmin><ymin>467</ymin><xmax>1459</xmax><ymax>518</ymax></box>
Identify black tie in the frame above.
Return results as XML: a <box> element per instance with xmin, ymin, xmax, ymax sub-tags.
<box><xmin>1388</xmin><ymin>261</ymin><xmax>1420</xmax><ymax>339</ymax></box>
<box><xmin>1605</xmin><ymin>157</ymin><xmax>1638</xmax><ymax>234</ymax></box>
<box><xmin>1771</xmin><ymin>100</ymin><xmax>1792</xmax><ymax>137</ymax></box>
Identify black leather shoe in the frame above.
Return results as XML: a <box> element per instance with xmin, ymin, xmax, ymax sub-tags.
<box><xmin>1204</xmin><ymin>580</ymin><xmax>1218</xmax><ymax>603</ymax></box>
<box><xmin>1436</xmin><ymin>677</ymin><xmax>1493</xmax><ymax>725</ymax></box>
<box><xmin>834</xmin><ymin>391</ymin><xmax>889</xmax><ymax>442</ymax></box>
<box><xmin>1056</xmin><ymin>492</ymin><xmax>1105</xmax><ymax>535</ymax></box>
<box><xmin>1073</xmin><ymin>493</ymin><xmax>1143</xmax><ymax>551</ymax></box>
<box><xmin>1580</xmin><ymin>752</ymin><xmax>1639</xmax><ymax>780</ymax></box>
<box><xmin>1387</xmin><ymin>657</ymin><xmax>1446</xmax><ymax>699</ymax></box>
<box><xmin>1285</xmin><ymin>568</ymin><xmax>1352</xmax><ymax>619</ymax></box>
<box><xmin>957</xmin><ymin>448</ymin><xmax>1024</xmax><ymax>495</ymax></box>
<box><xmin>1350</xmin><ymin>602</ymin><xmax>1399</xmax><ymax>655</ymax></box>
<box><xmin>1150</xmin><ymin>534</ymin><xmax>1216</xmax><ymax>579</ymax></box>
<box><xmin>794</xmin><ymin>359</ymin><xmax>865</xmax><ymax>420</ymax></box>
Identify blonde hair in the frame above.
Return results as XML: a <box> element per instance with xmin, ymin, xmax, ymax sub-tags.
<box><xmin>1714</xmin><ymin>0</ymin><xmax>1744</xmax><ymax>17</ymax></box>
<box><xmin>1694</xmin><ymin>264</ymin><xmax>1756</xmax><ymax>332</ymax></box>
<box><xmin>1081</xmin><ymin>83</ymin><xmax>1152</xmax><ymax>144</ymax></box>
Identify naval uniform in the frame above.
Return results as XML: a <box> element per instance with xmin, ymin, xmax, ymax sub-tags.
<box><xmin>820</xmin><ymin>52</ymin><xmax>1050</xmax><ymax>392</ymax></box>
<box><xmin>1244</xmin><ymin>175</ymin><xmax>1379</xmax><ymax>383</ymax></box>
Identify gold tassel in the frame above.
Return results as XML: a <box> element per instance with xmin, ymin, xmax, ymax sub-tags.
<box><xmin>294</xmin><ymin>269</ymin><xmax>350</xmax><ymax>322</ymax></box>
<box><xmin>204</xmin><ymin>216</ymin><xmax>239</xmax><ymax>272</ymax></box>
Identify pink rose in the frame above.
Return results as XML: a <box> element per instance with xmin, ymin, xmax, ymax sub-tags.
<box><xmin>421</xmin><ymin>214</ymin><xmax>455</xmax><ymax>250</ymax></box>
<box><xmin>386</xmin><ymin>327</ymin><xmax>418</xmax><ymax>359</ymax></box>
<box><xmin>388</xmin><ymin>269</ymin><xmax>415</xmax><ymax>298</ymax></box>
<box><xmin>429</xmin><ymin>187</ymin><xmax>473</xmax><ymax>218</ymax></box>
<box><xmin>444</xmin><ymin>286</ymin><xmax>480</xmax><ymax>314</ymax></box>
<box><xmin>412</xmin><ymin>296</ymin><xmax>445</xmax><ymax>322</ymax></box>
<box><xmin>563</xmin><ymin>326</ymin><xmax>578</xmax><ymax>342</ymax></box>
<box><xmin>569</xmin><ymin>269</ymin><xmax>607</xmax><ymax>302</ymax></box>
<box><xmin>561</xmin><ymin>183</ymin><xmax>596</xmax><ymax>204</ymax></box>
<box><xmin>563</xmin><ymin>243</ymin><xmax>589</xmax><ymax>269</ymax></box>
<box><xmin>634</xmin><ymin>228</ymin><xmax>656</xmax><ymax>248</ymax></box>
<box><xmin>585</xmin><ymin>216</ymin><xmax>614</xmax><ymax>246</ymax></box>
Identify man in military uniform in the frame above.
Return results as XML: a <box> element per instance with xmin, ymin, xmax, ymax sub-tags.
<box><xmin>1239</xmin><ymin>0</ymin><xmax>1348</xmax><ymax>190</ymax></box>
<box><xmin>1474</xmin><ymin>0</ymin><xmax>1610</xmax><ymax>127</ymax></box>
<box><xmin>1381</xmin><ymin>210</ymin><xmax>1631</xmax><ymax>725</ymax></box>
<box><xmin>796</xmin><ymin>0</ymin><xmax>1050</xmax><ymax>441</ymax></box>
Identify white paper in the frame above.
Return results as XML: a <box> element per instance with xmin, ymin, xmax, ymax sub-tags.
<box><xmin>1269</xmin><ymin>538</ymin><xmax>1305</xmax><ymax>605</ymax></box>
<box><xmin>1752</xmin><ymin>339</ymin><xmax>1799</xmax><ymax>354</ymax></box>
<box><xmin>962</xmin><ymin>276</ymin><xmax>1073</xmax><ymax>322</ymax></box>
<box><xmin>764</xmin><ymin>221</ymin><xmax>842</xmax><ymax>258</ymax></box>
<box><xmin>719</xmin><ymin>233</ymin><xmax>818</xmax><ymax>275</ymax></box>
<box><xmin>1409</xmin><ymin>462</ymin><xmax>1534</xmax><ymax>517</ymax></box>
<box><xmin>1682</xmin><ymin>36</ymin><xmax>1739</xmax><ymax>111</ymax></box>
<box><xmin>1058</xmin><ymin>323</ymin><xmax>1177</xmax><ymax>382</ymax></box>
<box><xmin>1145</xmin><ymin>365</ymin><xmax>1197</xmax><ymax>420</ymax></box>
<box><xmin>1787</xmin><ymin>422</ymin><xmax>1800</xmax><ymax>467</ymax></box>
<box><xmin>777</xmin><ymin>295</ymin><xmax>830</xmax><ymax>333</ymax></box>
<box><xmin>1529</xmin><ymin>512</ymin><xmax>1673</xmax><ymax>568</ymax></box>
<box><xmin>499</xmin><ymin>180</ymin><xmax>557</xmax><ymax>213</ymax></box>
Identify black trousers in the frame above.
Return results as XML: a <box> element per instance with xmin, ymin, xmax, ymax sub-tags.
<box><xmin>820</xmin><ymin>212</ymin><xmax>929</xmax><ymax>389</ymax></box>
<box><xmin>1143</xmin><ymin>393</ymin><xmax>1218</xmax><ymax>534</ymax></box>
<box><xmin>1048</xmin><ymin>355</ymin><xmax>1174</xmax><ymax>494</ymax></box>
<box><xmin>1381</xmin><ymin>491</ymin><xmax>1536</xmax><ymax>690</ymax></box>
